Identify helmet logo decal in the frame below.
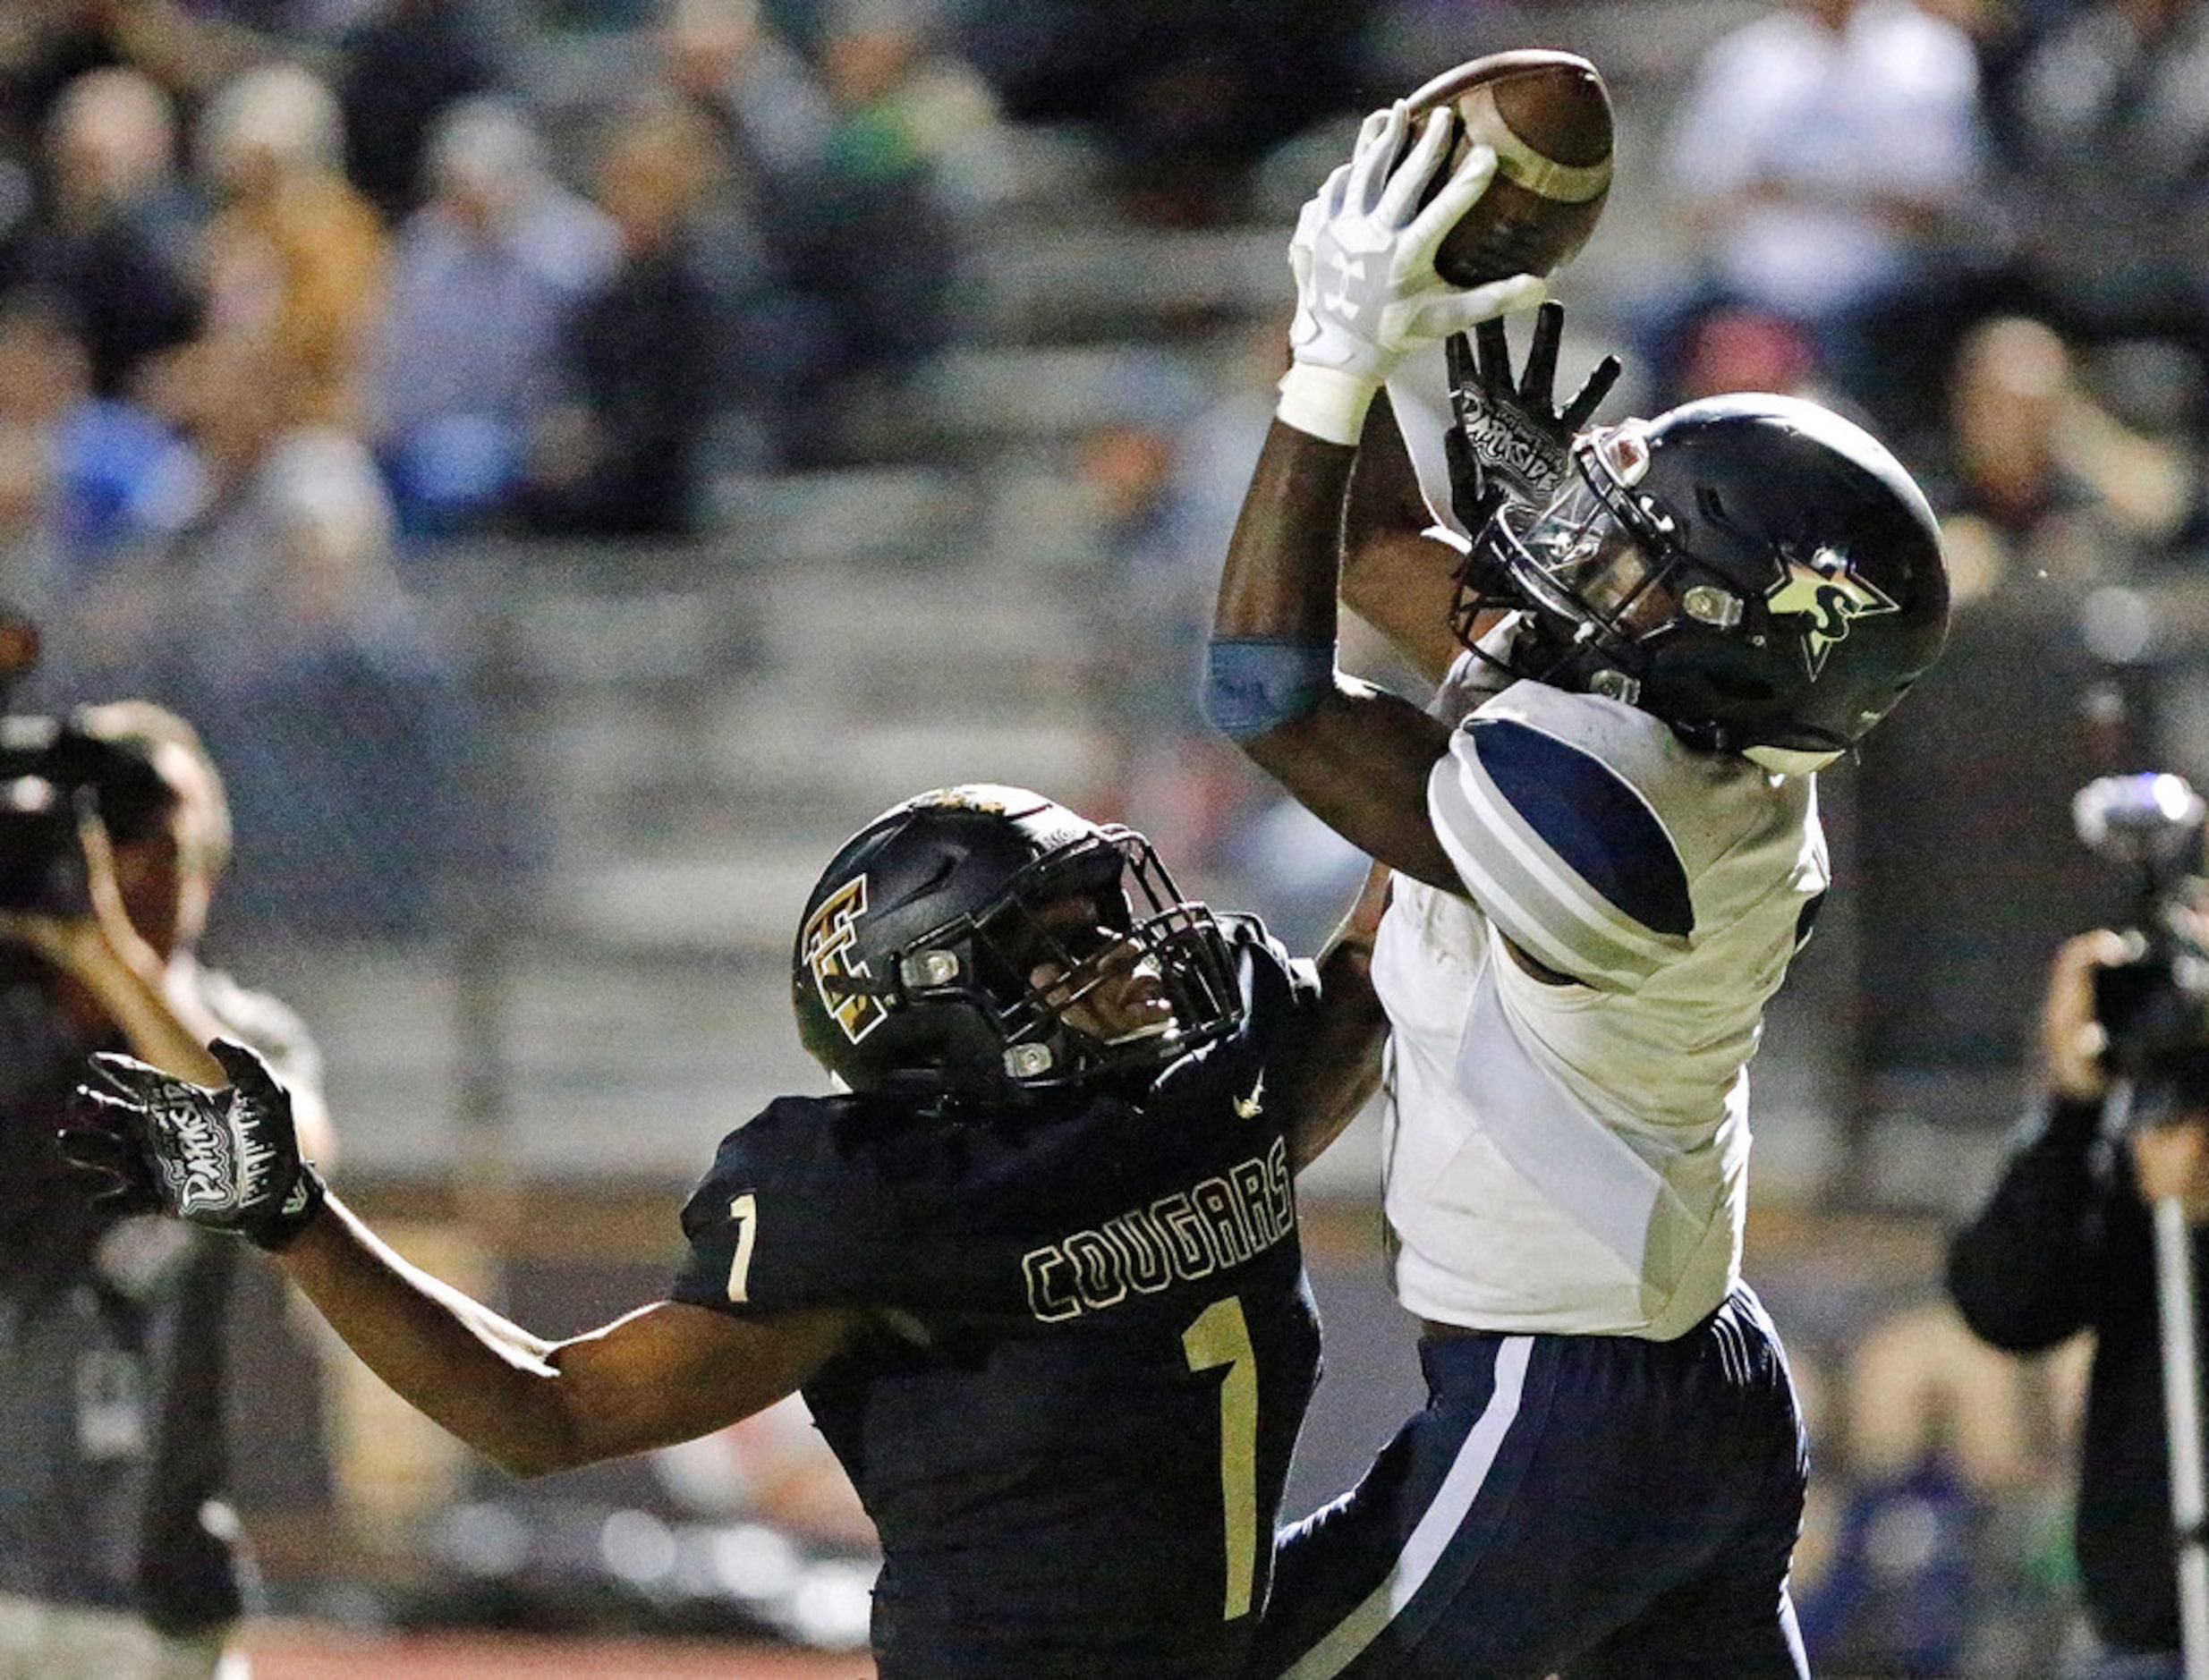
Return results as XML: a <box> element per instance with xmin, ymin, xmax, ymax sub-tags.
<box><xmin>1589</xmin><ymin>420</ymin><xmax>1652</xmax><ymax>487</ymax></box>
<box><xmin>1764</xmin><ymin>546</ymin><xmax>1899</xmax><ymax>675</ymax></box>
<box><xmin>801</xmin><ymin>877</ymin><xmax>888</xmax><ymax>1044</ymax></box>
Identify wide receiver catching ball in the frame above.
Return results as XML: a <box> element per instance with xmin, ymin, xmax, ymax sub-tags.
<box><xmin>1406</xmin><ymin>48</ymin><xmax>1613</xmax><ymax>286</ymax></box>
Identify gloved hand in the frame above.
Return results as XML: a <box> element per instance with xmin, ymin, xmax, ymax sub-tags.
<box><xmin>1442</xmin><ymin>300</ymin><xmax>1622</xmax><ymax>534</ymax></box>
<box><xmin>1286</xmin><ymin>104</ymin><xmax>1544</xmax><ymax>404</ymax></box>
<box><xmin>64</xmin><ymin>1038</ymin><xmax>325</xmax><ymax>1251</ymax></box>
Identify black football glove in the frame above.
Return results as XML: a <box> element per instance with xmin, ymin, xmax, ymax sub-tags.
<box><xmin>64</xmin><ymin>1038</ymin><xmax>325</xmax><ymax>1252</ymax></box>
<box><xmin>1442</xmin><ymin>299</ymin><xmax>1622</xmax><ymax>535</ymax></box>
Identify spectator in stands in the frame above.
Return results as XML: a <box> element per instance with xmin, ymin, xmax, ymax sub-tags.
<box><xmin>776</xmin><ymin>0</ymin><xmax>993</xmax><ymax>314</ymax></box>
<box><xmin>652</xmin><ymin>0</ymin><xmax>847</xmax><ymax>467</ymax></box>
<box><xmin>1669</xmin><ymin>304</ymin><xmax>1830</xmax><ymax>407</ymax></box>
<box><xmin>950</xmin><ymin>0</ymin><xmax>1363</xmax><ymax>226</ymax></box>
<box><xmin>0</xmin><ymin>1</ymin><xmax>281</xmax><ymax>165</ymax></box>
<box><xmin>0</xmin><ymin>696</ymin><xmax>331</xmax><ymax>1680</ymax></box>
<box><xmin>519</xmin><ymin>93</ymin><xmax>731</xmax><ymax>534</ymax></box>
<box><xmin>658</xmin><ymin>0</ymin><xmax>974</xmax><ymax>463</ymax></box>
<box><xmin>815</xmin><ymin>0</ymin><xmax>1001</xmax><ymax>194</ymax></box>
<box><xmin>1</xmin><ymin>67</ymin><xmax>200</xmax><ymax>401</ymax></box>
<box><xmin>370</xmin><ymin>96</ymin><xmax>619</xmax><ymax>537</ymax></box>
<box><xmin>1845</xmin><ymin>311</ymin><xmax>2172</xmax><ymax>1107</ymax></box>
<box><xmin>1657</xmin><ymin>0</ymin><xmax>1992</xmax><ymax>433</ymax></box>
<box><xmin>1923</xmin><ymin>314</ymin><xmax>2191</xmax><ymax>604</ymax></box>
<box><xmin>77</xmin><ymin>328</ymin><xmax>480</xmax><ymax>937</ymax></box>
<box><xmin>1987</xmin><ymin>0</ymin><xmax>2209</xmax><ymax>424</ymax></box>
<box><xmin>0</xmin><ymin>290</ymin><xmax>200</xmax><ymax>649</ymax></box>
<box><xmin>332</xmin><ymin>0</ymin><xmax>495</xmax><ymax>224</ymax></box>
<box><xmin>193</xmin><ymin>60</ymin><xmax>387</xmax><ymax>435</ymax></box>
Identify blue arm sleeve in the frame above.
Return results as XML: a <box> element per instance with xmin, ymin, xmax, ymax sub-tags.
<box><xmin>1202</xmin><ymin>637</ymin><xmax>1337</xmax><ymax>741</ymax></box>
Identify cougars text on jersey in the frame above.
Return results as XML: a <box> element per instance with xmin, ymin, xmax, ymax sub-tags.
<box><xmin>1023</xmin><ymin>1133</ymin><xmax>1294</xmax><ymax>1321</ymax></box>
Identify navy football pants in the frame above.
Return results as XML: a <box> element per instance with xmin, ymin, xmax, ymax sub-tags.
<box><xmin>1251</xmin><ymin>1285</ymin><xmax>1809</xmax><ymax>1678</ymax></box>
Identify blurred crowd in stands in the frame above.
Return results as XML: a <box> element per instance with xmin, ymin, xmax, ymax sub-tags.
<box><xmin>0</xmin><ymin>0</ymin><xmax>2199</xmax><ymax>942</ymax></box>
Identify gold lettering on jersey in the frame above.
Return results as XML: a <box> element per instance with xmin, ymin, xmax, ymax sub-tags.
<box><xmin>1192</xmin><ymin>1177</ymin><xmax>1253</xmax><ymax>1267</ymax></box>
<box><xmin>1021</xmin><ymin>1136</ymin><xmax>1296</xmax><ymax>1323</ymax></box>
<box><xmin>1764</xmin><ymin>545</ymin><xmax>1899</xmax><ymax>675</ymax></box>
<box><xmin>801</xmin><ymin>878</ymin><xmax>887</xmax><ymax>1044</ymax></box>
<box><xmin>1063</xmin><ymin>1229</ymin><xmax>1128</xmax><ymax>1309</ymax></box>
<box><xmin>1153</xmin><ymin>1192</ymin><xmax>1214</xmax><ymax>1272</ymax></box>
<box><xmin>1100</xmin><ymin>1212</ymin><xmax>1174</xmax><ymax>1292</ymax></box>
<box><xmin>1230</xmin><ymin>1158</ymin><xmax>1279</xmax><ymax>1246</ymax></box>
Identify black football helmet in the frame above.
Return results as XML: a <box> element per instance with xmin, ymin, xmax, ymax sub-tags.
<box><xmin>791</xmin><ymin>785</ymin><xmax>1244</xmax><ymax>1106</ymax></box>
<box><xmin>1450</xmin><ymin>392</ymin><xmax>1951</xmax><ymax>768</ymax></box>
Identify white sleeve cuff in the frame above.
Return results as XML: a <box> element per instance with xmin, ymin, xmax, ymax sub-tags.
<box><xmin>1275</xmin><ymin>363</ymin><xmax>1381</xmax><ymax>447</ymax></box>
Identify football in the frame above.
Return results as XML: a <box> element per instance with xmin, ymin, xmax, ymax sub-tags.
<box><xmin>1405</xmin><ymin>48</ymin><xmax>1613</xmax><ymax>287</ymax></box>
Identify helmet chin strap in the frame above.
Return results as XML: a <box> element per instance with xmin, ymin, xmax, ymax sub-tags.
<box><xmin>1743</xmin><ymin>743</ymin><xmax>1842</xmax><ymax>776</ymax></box>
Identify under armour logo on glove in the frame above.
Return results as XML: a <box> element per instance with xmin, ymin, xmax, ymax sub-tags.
<box><xmin>1319</xmin><ymin>255</ymin><xmax>1368</xmax><ymax>320</ymax></box>
<box><xmin>1287</xmin><ymin>104</ymin><xmax>1543</xmax><ymax>386</ymax></box>
<box><xmin>66</xmin><ymin>1039</ymin><xmax>325</xmax><ymax>1252</ymax></box>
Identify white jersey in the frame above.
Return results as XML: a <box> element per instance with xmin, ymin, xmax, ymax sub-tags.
<box><xmin>1374</xmin><ymin>675</ymin><xmax>1827</xmax><ymax>1340</ymax></box>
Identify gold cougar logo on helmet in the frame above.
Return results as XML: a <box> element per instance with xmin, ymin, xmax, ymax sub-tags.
<box><xmin>802</xmin><ymin>877</ymin><xmax>888</xmax><ymax>1044</ymax></box>
<box><xmin>1764</xmin><ymin>546</ymin><xmax>1899</xmax><ymax>675</ymax></box>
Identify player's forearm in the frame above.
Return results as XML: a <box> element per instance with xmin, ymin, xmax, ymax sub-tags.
<box><xmin>276</xmin><ymin>1194</ymin><xmax>587</xmax><ymax>1478</ymax></box>
<box><xmin>1217</xmin><ymin>418</ymin><xmax>1357</xmax><ymax>643</ymax></box>
<box><xmin>1286</xmin><ymin>863</ymin><xmax>1395</xmax><ymax>1174</ymax></box>
<box><xmin>1342</xmin><ymin>394</ymin><xmax>1465</xmax><ymax>685</ymax></box>
<box><xmin>1243</xmin><ymin>691</ymin><xmax>1461</xmax><ymax>891</ymax></box>
<box><xmin>1212</xmin><ymin>422</ymin><xmax>1462</xmax><ymax>886</ymax></box>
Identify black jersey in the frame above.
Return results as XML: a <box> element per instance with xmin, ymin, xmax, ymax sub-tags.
<box><xmin>672</xmin><ymin>914</ymin><xmax>1324</xmax><ymax>1677</ymax></box>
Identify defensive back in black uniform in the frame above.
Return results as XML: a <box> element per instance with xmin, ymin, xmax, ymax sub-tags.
<box><xmin>64</xmin><ymin>783</ymin><xmax>1388</xmax><ymax>1680</ymax></box>
<box><xmin>675</xmin><ymin>785</ymin><xmax>1325</xmax><ymax>1676</ymax></box>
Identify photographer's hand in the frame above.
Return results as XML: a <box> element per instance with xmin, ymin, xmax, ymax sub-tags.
<box><xmin>2042</xmin><ymin>929</ymin><xmax>2127</xmax><ymax>1103</ymax></box>
<box><xmin>2130</xmin><ymin>1119</ymin><xmax>2209</xmax><ymax>1218</ymax></box>
<box><xmin>0</xmin><ymin>806</ymin><xmax>226</xmax><ymax>1085</ymax></box>
<box><xmin>0</xmin><ymin>806</ymin><xmax>157</xmax><ymax>978</ymax></box>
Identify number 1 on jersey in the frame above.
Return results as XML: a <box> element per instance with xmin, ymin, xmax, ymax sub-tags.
<box><xmin>1183</xmin><ymin>1294</ymin><xmax>1258</xmax><ymax>1619</ymax></box>
<box><xmin>724</xmin><ymin>1193</ymin><xmax>758</xmax><ymax>1303</ymax></box>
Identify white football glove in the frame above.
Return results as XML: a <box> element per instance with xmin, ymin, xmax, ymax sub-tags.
<box><xmin>1287</xmin><ymin>103</ymin><xmax>1545</xmax><ymax>390</ymax></box>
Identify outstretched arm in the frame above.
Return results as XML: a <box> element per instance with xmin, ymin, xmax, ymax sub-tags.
<box><xmin>279</xmin><ymin>1198</ymin><xmax>854</xmax><ymax>1477</ymax></box>
<box><xmin>67</xmin><ymin>1043</ymin><xmax>856</xmax><ymax>1477</ymax></box>
<box><xmin>1216</xmin><ymin>416</ymin><xmax>1462</xmax><ymax>887</ymax></box>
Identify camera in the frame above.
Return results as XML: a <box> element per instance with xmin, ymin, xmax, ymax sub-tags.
<box><xmin>2074</xmin><ymin>773</ymin><xmax>2209</xmax><ymax>1102</ymax></box>
<box><xmin>0</xmin><ymin>715</ymin><xmax>172</xmax><ymax>916</ymax></box>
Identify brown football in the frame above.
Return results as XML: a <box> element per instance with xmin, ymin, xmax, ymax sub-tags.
<box><xmin>1406</xmin><ymin>49</ymin><xmax>1613</xmax><ymax>287</ymax></box>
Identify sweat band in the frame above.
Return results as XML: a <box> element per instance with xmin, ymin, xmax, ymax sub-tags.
<box><xmin>1203</xmin><ymin>636</ymin><xmax>1338</xmax><ymax>740</ymax></box>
